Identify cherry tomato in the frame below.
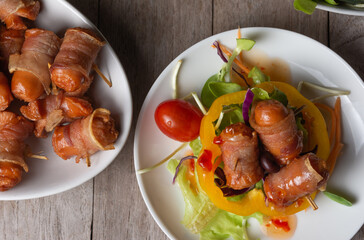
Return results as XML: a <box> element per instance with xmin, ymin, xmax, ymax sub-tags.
<box><xmin>154</xmin><ymin>99</ymin><xmax>203</xmax><ymax>142</ymax></box>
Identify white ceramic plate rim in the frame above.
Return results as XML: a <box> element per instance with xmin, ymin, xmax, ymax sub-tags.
<box><xmin>0</xmin><ymin>0</ymin><xmax>132</xmax><ymax>200</ymax></box>
<box><xmin>134</xmin><ymin>27</ymin><xmax>364</xmax><ymax>240</ymax></box>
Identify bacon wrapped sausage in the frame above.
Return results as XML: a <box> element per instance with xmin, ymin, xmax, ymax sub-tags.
<box><xmin>216</xmin><ymin>122</ymin><xmax>263</xmax><ymax>190</ymax></box>
<box><xmin>0</xmin><ymin>0</ymin><xmax>40</xmax><ymax>30</ymax></box>
<box><xmin>20</xmin><ymin>90</ymin><xmax>93</xmax><ymax>137</ymax></box>
<box><xmin>0</xmin><ymin>72</ymin><xmax>13</xmax><ymax>110</ymax></box>
<box><xmin>50</xmin><ymin>28</ymin><xmax>105</xmax><ymax>96</ymax></box>
<box><xmin>0</xmin><ymin>111</ymin><xmax>33</xmax><ymax>191</ymax></box>
<box><xmin>263</xmin><ymin>153</ymin><xmax>329</xmax><ymax>207</ymax></box>
<box><xmin>250</xmin><ymin>99</ymin><xmax>303</xmax><ymax>165</ymax></box>
<box><xmin>9</xmin><ymin>28</ymin><xmax>61</xmax><ymax>102</ymax></box>
<box><xmin>0</xmin><ymin>25</ymin><xmax>24</xmax><ymax>72</ymax></box>
<box><xmin>52</xmin><ymin>108</ymin><xmax>118</xmax><ymax>166</ymax></box>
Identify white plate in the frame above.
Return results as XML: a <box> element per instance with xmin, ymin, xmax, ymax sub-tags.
<box><xmin>0</xmin><ymin>0</ymin><xmax>132</xmax><ymax>200</ymax></box>
<box><xmin>134</xmin><ymin>27</ymin><xmax>364</xmax><ymax>240</ymax></box>
<box><xmin>317</xmin><ymin>1</ymin><xmax>364</xmax><ymax>16</ymax></box>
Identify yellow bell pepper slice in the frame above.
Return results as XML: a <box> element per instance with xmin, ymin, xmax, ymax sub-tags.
<box><xmin>196</xmin><ymin>81</ymin><xmax>330</xmax><ymax>216</ymax></box>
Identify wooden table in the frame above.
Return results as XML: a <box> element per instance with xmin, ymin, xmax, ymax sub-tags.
<box><xmin>1</xmin><ymin>0</ymin><xmax>363</xmax><ymax>239</ymax></box>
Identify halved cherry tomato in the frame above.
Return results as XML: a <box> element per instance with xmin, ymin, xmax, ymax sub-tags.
<box><xmin>154</xmin><ymin>99</ymin><xmax>203</xmax><ymax>142</ymax></box>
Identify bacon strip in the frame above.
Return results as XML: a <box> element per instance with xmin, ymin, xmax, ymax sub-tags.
<box><xmin>52</xmin><ymin>108</ymin><xmax>118</xmax><ymax>165</ymax></box>
<box><xmin>217</xmin><ymin>122</ymin><xmax>263</xmax><ymax>190</ymax></box>
<box><xmin>20</xmin><ymin>91</ymin><xmax>93</xmax><ymax>138</ymax></box>
<box><xmin>0</xmin><ymin>111</ymin><xmax>33</xmax><ymax>191</ymax></box>
<box><xmin>50</xmin><ymin>28</ymin><xmax>105</xmax><ymax>96</ymax></box>
<box><xmin>0</xmin><ymin>0</ymin><xmax>40</xmax><ymax>30</ymax></box>
<box><xmin>0</xmin><ymin>25</ymin><xmax>24</xmax><ymax>72</ymax></box>
<box><xmin>263</xmin><ymin>153</ymin><xmax>329</xmax><ymax>207</ymax></box>
<box><xmin>8</xmin><ymin>28</ymin><xmax>61</xmax><ymax>94</ymax></box>
<box><xmin>250</xmin><ymin>100</ymin><xmax>303</xmax><ymax>165</ymax></box>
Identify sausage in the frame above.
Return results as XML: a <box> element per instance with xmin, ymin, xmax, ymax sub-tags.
<box><xmin>50</xmin><ymin>28</ymin><xmax>105</xmax><ymax>95</ymax></box>
<box><xmin>20</xmin><ymin>91</ymin><xmax>93</xmax><ymax>137</ymax></box>
<box><xmin>217</xmin><ymin>122</ymin><xmax>263</xmax><ymax>190</ymax></box>
<box><xmin>0</xmin><ymin>161</ymin><xmax>22</xmax><ymax>191</ymax></box>
<box><xmin>11</xmin><ymin>70</ymin><xmax>44</xmax><ymax>102</ymax></box>
<box><xmin>0</xmin><ymin>111</ymin><xmax>34</xmax><ymax>191</ymax></box>
<box><xmin>0</xmin><ymin>72</ymin><xmax>13</xmax><ymax>111</ymax></box>
<box><xmin>250</xmin><ymin>99</ymin><xmax>303</xmax><ymax>165</ymax></box>
<box><xmin>263</xmin><ymin>153</ymin><xmax>329</xmax><ymax>207</ymax></box>
<box><xmin>9</xmin><ymin>28</ymin><xmax>61</xmax><ymax>101</ymax></box>
<box><xmin>52</xmin><ymin>108</ymin><xmax>118</xmax><ymax>165</ymax></box>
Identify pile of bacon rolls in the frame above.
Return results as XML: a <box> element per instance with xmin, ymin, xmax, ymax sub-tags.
<box><xmin>216</xmin><ymin>99</ymin><xmax>329</xmax><ymax>208</ymax></box>
<box><xmin>0</xmin><ymin>0</ymin><xmax>119</xmax><ymax>191</ymax></box>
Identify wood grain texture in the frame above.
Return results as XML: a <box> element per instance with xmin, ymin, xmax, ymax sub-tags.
<box><xmin>213</xmin><ymin>0</ymin><xmax>328</xmax><ymax>44</ymax></box>
<box><xmin>0</xmin><ymin>181</ymin><xmax>93</xmax><ymax>240</ymax></box>
<box><xmin>0</xmin><ymin>0</ymin><xmax>363</xmax><ymax>240</ymax></box>
<box><xmin>329</xmin><ymin>13</ymin><xmax>364</xmax><ymax>81</ymax></box>
<box><xmin>92</xmin><ymin>0</ymin><xmax>212</xmax><ymax>239</ymax></box>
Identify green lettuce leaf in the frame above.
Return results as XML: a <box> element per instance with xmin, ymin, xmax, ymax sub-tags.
<box><xmin>251</xmin><ymin>87</ymin><xmax>270</xmax><ymax>101</ymax></box>
<box><xmin>251</xmin><ymin>87</ymin><xmax>288</xmax><ymax>106</ymax></box>
<box><xmin>200</xmin><ymin>210</ymin><xmax>248</xmax><ymax>240</ymax></box>
<box><xmin>201</xmin><ymin>74</ymin><xmax>243</xmax><ymax>108</ymax></box>
<box><xmin>200</xmin><ymin>210</ymin><xmax>264</xmax><ymax>240</ymax></box>
<box><xmin>189</xmin><ymin>138</ymin><xmax>202</xmax><ymax>156</ymax></box>
<box><xmin>269</xmin><ymin>87</ymin><xmax>288</xmax><ymax>106</ymax></box>
<box><xmin>325</xmin><ymin>0</ymin><xmax>339</xmax><ymax>5</ymax></box>
<box><xmin>167</xmin><ymin>159</ymin><xmax>218</xmax><ymax>233</ymax></box>
<box><xmin>294</xmin><ymin>0</ymin><xmax>317</xmax><ymax>14</ymax></box>
<box><xmin>167</xmin><ymin>153</ymin><xmax>265</xmax><ymax>239</ymax></box>
<box><xmin>218</xmin><ymin>108</ymin><xmax>244</xmax><ymax>132</ymax></box>
<box><xmin>225</xmin><ymin>39</ymin><xmax>256</xmax><ymax>78</ymax></box>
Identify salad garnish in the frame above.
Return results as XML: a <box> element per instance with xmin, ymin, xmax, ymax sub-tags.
<box><xmin>139</xmin><ymin>29</ymin><xmax>352</xmax><ymax>239</ymax></box>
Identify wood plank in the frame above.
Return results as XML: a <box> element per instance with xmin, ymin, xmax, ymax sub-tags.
<box><xmin>328</xmin><ymin>12</ymin><xmax>364</xmax><ymax>240</ymax></box>
<box><xmin>66</xmin><ymin>0</ymin><xmax>99</xmax><ymax>25</ymax></box>
<box><xmin>0</xmin><ymin>0</ymin><xmax>97</xmax><ymax>239</ymax></box>
<box><xmin>0</xmin><ymin>182</ymin><xmax>93</xmax><ymax>240</ymax></box>
<box><xmin>92</xmin><ymin>0</ymin><xmax>212</xmax><ymax>239</ymax></box>
<box><xmin>329</xmin><ymin>13</ymin><xmax>364</xmax><ymax>80</ymax></box>
<box><xmin>213</xmin><ymin>0</ymin><xmax>328</xmax><ymax>45</ymax></box>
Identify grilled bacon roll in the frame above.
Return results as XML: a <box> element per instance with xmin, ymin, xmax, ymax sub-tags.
<box><xmin>263</xmin><ymin>153</ymin><xmax>329</xmax><ymax>207</ymax></box>
<box><xmin>9</xmin><ymin>28</ymin><xmax>61</xmax><ymax>102</ymax></box>
<box><xmin>52</xmin><ymin>108</ymin><xmax>118</xmax><ymax>166</ymax></box>
<box><xmin>0</xmin><ymin>0</ymin><xmax>40</xmax><ymax>30</ymax></box>
<box><xmin>0</xmin><ymin>25</ymin><xmax>24</xmax><ymax>73</ymax></box>
<box><xmin>250</xmin><ymin>99</ymin><xmax>303</xmax><ymax>165</ymax></box>
<box><xmin>50</xmin><ymin>28</ymin><xmax>105</xmax><ymax>96</ymax></box>
<box><xmin>217</xmin><ymin>122</ymin><xmax>263</xmax><ymax>190</ymax></box>
<box><xmin>0</xmin><ymin>72</ymin><xmax>13</xmax><ymax>111</ymax></box>
<box><xmin>0</xmin><ymin>111</ymin><xmax>34</xmax><ymax>191</ymax></box>
<box><xmin>20</xmin><ymin>90</ymin><xmax>93</xmax><ymax>138</ymax></box>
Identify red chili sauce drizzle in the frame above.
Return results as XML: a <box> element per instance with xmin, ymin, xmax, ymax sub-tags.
<box><xmin>271</xmin><ymin>218</ymin><xmax>290</xmax><ymax>232</ymax></box>
<box><xmin>198</xmin><ymin>149</ymin><xmax>212</xmax><ymax>171</ymax></box>
<box><xmin>261</xmin><ymin>215</ymin><xmax>297</xmax><ymax>239</ymax></box>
